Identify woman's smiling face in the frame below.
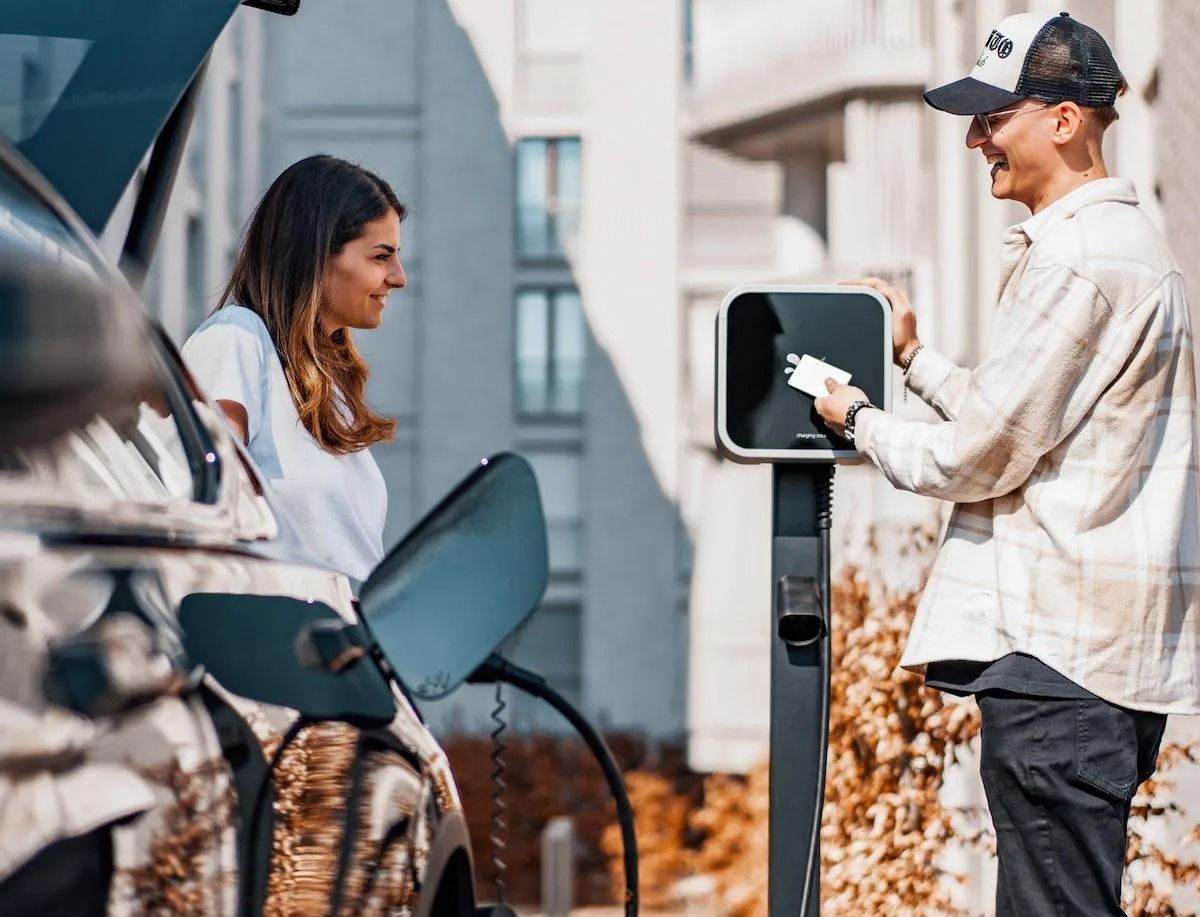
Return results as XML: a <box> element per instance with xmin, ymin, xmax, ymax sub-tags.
<box><xmin>321</xmin><ymin>210</ymin><xmax>406</xmax><ymax>334</ymax></box>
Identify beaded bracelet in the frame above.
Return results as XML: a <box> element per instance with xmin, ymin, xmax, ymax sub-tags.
<box><xmin>901</xmin><ymin>342</ymin><xmax>924</xmax><ymax>374</ymax></box>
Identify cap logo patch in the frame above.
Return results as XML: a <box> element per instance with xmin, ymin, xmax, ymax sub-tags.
<box><xmin>985</xmin><ymin>28</ymin><xmax>1015</xmax><ymax>59</ymax></box>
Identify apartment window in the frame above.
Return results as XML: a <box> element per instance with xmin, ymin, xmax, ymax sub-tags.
<box><xmin>185</xmin><ymin>215</ymin><xmax>207</xmax><ymax>331</ymax></box>
<box><xmin>526</xmin><ymin>451</ymin><xmax>581</xmax><ymax>576</ymax></box>
<box><xmin>0</xmin><ymin>37</ymin><xmax>89</xmax><ymax>143</ymax></box>
<box><xmin>516</xmin><ymin>287</ymin><xmax>585</xmax><ymax>418</ymax></box>
<box><xmin>228</xmin><ymin>79</ymin><xmax>242</xmax><ymax>219</ymax></box>
<box><xmin>516</xmin><ymin>137</ymin><xmax>581</xmax><ymax>261</ymax></box>
<box><xmin>504</xmin><ymin>602</ymin><xmax>582</xmax><ymax>712</ymax></box>
<box><xmin>20</xmin><ymin>57</ymin><xmax>44</xmax><ymax>138</ymax></box>
<box><xmin>683</xmin><ymin>0</ymin><xmax>695</xmax><ymax>82</ymax></box>
<box><xmin>186</xmin><ymin>119</ymin><xmax>205</xmax><ymax>187</ymax></box>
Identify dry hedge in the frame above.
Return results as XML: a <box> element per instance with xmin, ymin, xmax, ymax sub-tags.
<box><xmin>448</xmin><ymin>531</ymin><xmax>1200</xmax><ymax>913</ymax></box>
<box><xmin>606</xmin><ymin>546</ymin><xmax>1200</xmax><ymax>914</ymax></box>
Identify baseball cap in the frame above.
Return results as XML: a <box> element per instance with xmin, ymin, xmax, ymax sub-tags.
<box><xmin>924</xmin><ymin>11</ymin><xmax>1124</xmax><ymax>116</ymax></box>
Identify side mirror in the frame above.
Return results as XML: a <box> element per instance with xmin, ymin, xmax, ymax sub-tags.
<box><xmin>359</xmin><ymin>453</ymin><xmax>549</xmax><ymax>699</ymax></box>
<box><xmin>0</xmin><ymin>253</ymin><xmax>155</xmax><ymax>449</ymax></box>
<box><xmin>179</xmin><ymin>594</ymin><xmax>395</xmax><ymax>727</ymax></box>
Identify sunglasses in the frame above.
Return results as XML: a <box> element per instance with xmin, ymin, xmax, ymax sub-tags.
<box><xmin>974</xmin><ymin>102</ymin><xmax>1053</xmax><ymax>138</ymax></box>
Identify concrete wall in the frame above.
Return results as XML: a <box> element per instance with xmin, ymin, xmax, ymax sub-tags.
<box><xmin>1161</xmin><ymin>0</ymin><xmax>1200</xmax><ymax>317</ymax></box>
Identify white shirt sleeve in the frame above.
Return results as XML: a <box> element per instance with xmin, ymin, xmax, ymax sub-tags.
<box><xmin>181</xmin><ymin>319</ymin><xmax>267</xmax><ymax>442</ymax></box>
<box><xmin>904</xmin><ymin>345</ymin><xmax>972</xmax><ymax>422</ymax></box>
<box><xmin>855</xmin><ymin>264</ymin><xmax>1139</xmax><ymax>503</ymax></box>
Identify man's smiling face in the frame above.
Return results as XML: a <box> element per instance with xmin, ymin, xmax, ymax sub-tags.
<box><xmin>966</xmin><ymin>100</ymin><xmax>1059</xmax><ymax>211</ymax></box>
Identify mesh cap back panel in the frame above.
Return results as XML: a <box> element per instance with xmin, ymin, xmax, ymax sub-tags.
<box><xmin>1016</xmin><ymin>16</ymin><xmax>1124</xmax><ymax>107</ymax></box>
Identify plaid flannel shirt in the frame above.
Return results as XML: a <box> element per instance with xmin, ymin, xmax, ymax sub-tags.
<box><xmin>855</xmin><ymin>178</ymin><xmax>1200</xmax><ymax>713</ymax></box>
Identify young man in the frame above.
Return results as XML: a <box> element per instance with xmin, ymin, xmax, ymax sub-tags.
<box><xmin>816</xmin><ymin>12</ymin><xmax>1199</xmax><ymax>915</ymax></box>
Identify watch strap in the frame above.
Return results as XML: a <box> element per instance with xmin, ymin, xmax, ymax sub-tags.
<box><xmin>843</xmin><ymin>400</ymin><xmax>874</xmax><ymax>442</ymax></box>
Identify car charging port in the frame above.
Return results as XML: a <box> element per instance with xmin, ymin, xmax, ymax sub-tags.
<box><xmin>294</xmin><ymin>619</ymin><xmax>372</xmax><ymax>673</ymax></box>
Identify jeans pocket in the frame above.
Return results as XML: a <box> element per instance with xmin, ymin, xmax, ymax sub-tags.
<box><xmin>1137</xmin><ymin>714</ymin><xmax>1169</xmax><ymax>786</ymax></box>
<box><xmin>1075</xmin><ymin>698</ymin><xmax>1138</xmax><ymax>801</ymax></box>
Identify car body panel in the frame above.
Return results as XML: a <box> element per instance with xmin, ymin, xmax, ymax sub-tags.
<box><xmin>0</xmin><ymin>497</ymin><xmax>464</xmax><ymax>913</ymax></box>
<box><xmin>0</xmin><ymin>117</ymin><xmax>470</xmax><ymax>917</ymax></box>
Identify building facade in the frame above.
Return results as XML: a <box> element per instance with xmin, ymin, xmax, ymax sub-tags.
<box><xmin>138</xmin><ymin>0</ymin><xmax>689</xmax><ymax>737</ymax></box>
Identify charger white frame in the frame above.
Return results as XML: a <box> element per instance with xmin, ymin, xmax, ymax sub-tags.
<box><xmin>715</xmin><ymin>284</ymin><xmax>893</xmax><ymax>464</ymax></box>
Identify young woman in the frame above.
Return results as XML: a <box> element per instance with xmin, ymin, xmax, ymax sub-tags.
<box><xmin>183</xmin><ymin>155</ymin><xmax>406</xmax><ymax>581</ymax></box>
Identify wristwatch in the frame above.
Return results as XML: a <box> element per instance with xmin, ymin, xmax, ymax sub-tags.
<box><xmin>842</xmin><ymin>400</ymin><xmax>875</xmax><ymax>443</ymax></box>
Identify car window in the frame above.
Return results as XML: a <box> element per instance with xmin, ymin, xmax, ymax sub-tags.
<box><xmin>0</xmin><ymin>165</ymin><xmax>100</xmax><ymax>273</ymax></box>
<box><xmin>0</xmin><ymin>33</ymin><xmax>92</xmax><ymax>145</ymax></box>
<box><xmin>0</xmin><ymin>2</ymin><xmax>242</xmax><ymax>232</ymax></box>
<box><xmin>8</xmin><ymin>396</ymin><xmax>197</xmax><ymax>505</ymax></box>
<box><xmin>0</xmin><ymin>161</ymin><xmax>218</xmax><ymax>517</ymax></box>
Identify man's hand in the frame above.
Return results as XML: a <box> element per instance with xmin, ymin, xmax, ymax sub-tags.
<box><xmin>842</xmin><ymin>276</ymin><xmax>920</xmax><ymax>367</ymax></box>
<box><xmin>814</xmin><ymin>378</ymin><xmax>869</xmax><ymax>439</ymax></box>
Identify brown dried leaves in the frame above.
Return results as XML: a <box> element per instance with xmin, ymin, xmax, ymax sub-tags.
<box><xmin>602</xmin><ymin>552</ymin><xmax>1200</xmax><ymax>915</ymax></box>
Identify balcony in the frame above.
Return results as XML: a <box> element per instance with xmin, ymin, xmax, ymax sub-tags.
<box><xmin>688</xmin><ymin>0</ymin><xmax>933</xmax><ymax>152</ymax></box>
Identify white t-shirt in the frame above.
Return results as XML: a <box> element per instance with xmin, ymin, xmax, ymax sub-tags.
<box><xmin>182</xmin><ymin>305</ymin><xmax>388</xmax><ymax>581</ymax></box>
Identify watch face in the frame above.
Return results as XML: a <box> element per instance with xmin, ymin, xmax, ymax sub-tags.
<box><xmin>722</xmin><ymin>290</ymin><xmax>888</xmax><ymax>455</ymax></box>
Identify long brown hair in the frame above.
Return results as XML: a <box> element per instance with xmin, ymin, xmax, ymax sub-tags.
<box><xmin>219</xmin><ymin>155</ymin><xmax>403</xmax><ymax>453</ymax></box>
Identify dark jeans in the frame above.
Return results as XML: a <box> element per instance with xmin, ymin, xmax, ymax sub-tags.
<box><xmin>978</xmin><ymin>692</ymin><xmax>1168</xmax><ymax>916</ymax></box>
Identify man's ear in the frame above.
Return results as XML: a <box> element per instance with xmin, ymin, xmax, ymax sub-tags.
<box><xmin>1050</xmin><ymin>101</ymin><xmax>1084</xmax><ymax>146</ymax></box>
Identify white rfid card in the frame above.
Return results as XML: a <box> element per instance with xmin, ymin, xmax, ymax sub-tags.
<box><xmin>784</xmin><ymin>353</ymin><xmax>852</xmax><ymax>399</ymax></box>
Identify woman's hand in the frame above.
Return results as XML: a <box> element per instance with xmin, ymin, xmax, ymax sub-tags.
<box><xmin>814</xmin><ymin>379</ymin><xmax>870</xmax><ymax>439</ymax></box>
<box><xmin>842</xmin><ymin>277</ymin><xmax>920</xmax><ymax>367</ymax></box>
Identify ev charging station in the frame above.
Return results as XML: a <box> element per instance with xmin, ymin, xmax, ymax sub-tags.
<box><xmin>715</xmin><ymin>285</ymin><xmax>892</xmax><ymax>916</ymax></box>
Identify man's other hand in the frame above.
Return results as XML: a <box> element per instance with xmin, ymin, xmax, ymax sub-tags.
<box><xmin>814</xmin><ymin>378</ymin><xmax>869</xmax><ymax>439</ymax></box>
<box><xmin>841</xmin><ymin>276</ymin><xmax>920</xmax><ymax>367</ymax></box>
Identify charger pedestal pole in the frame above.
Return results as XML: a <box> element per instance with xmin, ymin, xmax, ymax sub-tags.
<box><xmin>714</xmin><ymin>284</ymin><xmax>891</xmax><ymax>916</ymax></box>
<box><xmin>769</xmin><ymin>463</ymin><xmax>832</xmax><ymax>916</ymax></box>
